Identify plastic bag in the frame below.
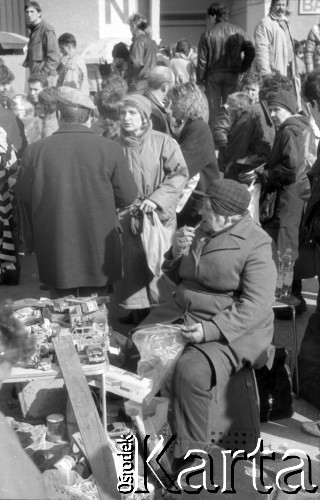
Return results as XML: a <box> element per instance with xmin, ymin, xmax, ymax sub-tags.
<box><xmin>140</xmin><ymin>212</ymin><xmax>172</xmax><ymax>277</ymax></box>
<box><xmin>132</xmin><ymin>324</ymin><xmax>186</xmax><ymax>404</ymax></box>
<box><xmin>247</xmin><ymin>180</ymin><xmax>261</xmax><ymax>224</ymax></box>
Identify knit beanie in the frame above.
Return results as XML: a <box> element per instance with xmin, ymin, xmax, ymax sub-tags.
<box><xmin>267</xmin><ymin>89</ymin><xmax>297</xmax><ymax>114</ymax></box>
<box><xmin>120</xmin><ymin>94</ymin><xmax>152</xmax><ymax>119</ymax></box>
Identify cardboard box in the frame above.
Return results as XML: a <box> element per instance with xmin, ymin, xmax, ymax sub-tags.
<box><xmin>104</xmin><ymin>365</ymin><xmax>152</xmax><ymax>403</ymax></box>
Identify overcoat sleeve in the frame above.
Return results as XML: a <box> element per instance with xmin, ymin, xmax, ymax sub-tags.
<box><xmin>42</xmin><ymin>29</ymin><xmax>60</xmax><ymax>76</ymax></box>
<box><xmin>241</xmin><ymin>38</ymin><xmax>255</xmax><ymax>72</ymax></box>
<box><xmin>148</xmin><ymin>136</ymin><xmax>188</xmax><ymax>212</ymax></box>
<box><xmin>15</xmin><ymin>147</ymin><xmax>35</xmax><ymax>253</ymax></box>
<box><xmin>16</xmin><ymin>146</ymin><xmax>34</xmax><ymax>204</ymax></box>
<box><xmin>254</xmin><ymin>21</ymin><xmax>272</xmax><ymax>74</ymax></box>
<box><xmin>261</xmin><ymin>127</ymin><xmax>299</xmax><ymax>190</ymax></box>
<box><xmin>180</xmin><ymin>120</ymin><xmax>218</xmax><ymax>179</ymax></box>
<box><xmin>130</xmin><ymin>38</ymin><xmax>145</xmax><ymax>77</ymax></box>
<box><xmin>196</xmin><ymin>32</ymin><xmax>208</xmax><ymax>84</ymax></box>
<box><xmin>207</xmin><ymin>233</ymin><xmax>276</xmax><ymax>343</ymax></box>
<box><xmin>305</xmin><ymin>28</ymin><xmax>316</xmax><ymax>73</ymax></box>
<box><xmin>212</xmin><ymin>106</ymin><xmax>231</xmax><ymax>150</ymax></box>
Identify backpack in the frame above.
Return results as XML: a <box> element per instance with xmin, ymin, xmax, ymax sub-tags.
<box><xmin>296</xmin><ymin>312</ymin><xmax>320</xmax><ymax>409</ymax></box>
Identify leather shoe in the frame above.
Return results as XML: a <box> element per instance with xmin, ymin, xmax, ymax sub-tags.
<box><xmin>1</xmin><ymin>266</ymin><xmax>20</xmax><ymax>286</ymax></box>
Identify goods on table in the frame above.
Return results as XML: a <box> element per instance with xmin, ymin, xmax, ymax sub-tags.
<box><xmin>12</xmin><ymin>295</ymin><xmax>111</xmax><ymax>369</ymax></box>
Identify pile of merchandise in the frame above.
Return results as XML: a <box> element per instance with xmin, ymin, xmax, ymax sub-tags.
<box><xmin>12</xmin><ymin>296</ymin><xmax>110</xmax><ymax>369</ymax></box>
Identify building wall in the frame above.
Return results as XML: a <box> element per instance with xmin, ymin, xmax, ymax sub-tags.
<box><xmin>159</xmin><ymin>0</ymin><xmax>319</xmax><ymax>47</ymax></box>
<box><xmin>39</xmin><ymin>0</ymin><xmax>100</xmax><ymax>51</ymax></box>
<box><xmin>289</xmin><ymin>0</ymin><xmax>320</xmax><ymax>42</ymax></box>
<box><xmin>37</xmin><ymin>0</ymin><xmax>151</xmax><ymax>53</ymax></box>
<box><xmin>159</xmin><ymin>0</ymin><xmax>266</xmax><ymax>46</ymax></box>
<box><xmin>0</xmin><ymin>0</ymin><xmax>26</xmax><ymax>36</ymax></box>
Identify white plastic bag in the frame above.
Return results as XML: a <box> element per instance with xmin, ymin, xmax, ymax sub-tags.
<box><xmin>140</xmin><ymin>212</ymin><xmax>172</xmax><ymax>277</ymax></box>
<box><xmin>133</xmin><ymin>324</ymin><xmax>186</xmax><ymax>404</ymax></box>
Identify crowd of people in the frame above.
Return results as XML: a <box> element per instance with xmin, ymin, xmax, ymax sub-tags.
<box><xmin>3</xmin><ymin>0</ymin><xmax>320</xmax><ymax>493</ymax></box>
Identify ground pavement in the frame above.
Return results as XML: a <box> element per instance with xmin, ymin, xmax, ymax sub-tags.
<box><xmin>0</xmin><ymin>255</ymin><xmax>319</xmax><ymax>499</ymax></box>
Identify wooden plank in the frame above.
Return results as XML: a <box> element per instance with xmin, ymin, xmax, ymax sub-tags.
<box><xmin>53</xmin><ymin>334</ymin><xmax>120</xmax><ymax>500</ymax></box>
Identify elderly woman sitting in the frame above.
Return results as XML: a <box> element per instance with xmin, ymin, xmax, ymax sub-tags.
<box><xmin>133</xmin><ymin>178</ymin><xmax>276</xmax><ymax>474</ymax></box>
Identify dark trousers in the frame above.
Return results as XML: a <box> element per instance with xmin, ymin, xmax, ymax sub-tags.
<box><xmin>171</xmin><ymin>345</ymin><xmax>217</xmax><ymax>458</ymax></box>
<box><xmin>205</xmin><ymin>72</ymin><xmax>239</xmax><ymax>132</ymax></box>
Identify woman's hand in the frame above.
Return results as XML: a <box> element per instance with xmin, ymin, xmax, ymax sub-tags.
<box><xmin>172</xmin><ymin>225</ymin><xmax>196</xmax><ymax>258</ymax></box>
<box><xmin>139</xmin><ymin>199</ymin><xmax>157</xmax><ymax>213</ymax></box>
<box><xmin>181</xmin><ymin>323</ymin><xmax>205</xmax><ymax>344</ymax></box>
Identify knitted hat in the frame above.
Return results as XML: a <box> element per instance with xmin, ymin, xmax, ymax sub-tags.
<box><xmin>112</xmin><ymin>42</ymin><xmax>130</xmax><ymax>60</ymax></box>
<box><xmin>120</xmin><ymin>94</ymin><xmax>152</xmax><ymax>119</ymax></box>
<box><xmin>267</xmin><ymin>89</ymin><xmax>297</xmax><ymax>114</ymax></box>
<box><xmin>194</xmin><ymin>179</ymin><xmax>251</xmax><ymax>216</ymax></box>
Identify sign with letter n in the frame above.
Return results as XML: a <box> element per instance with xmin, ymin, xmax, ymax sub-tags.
<box><xmin>299</xmin><ymin>0</ymin><xmax>320</xmax><ymax>14</ymax></box>
<box><xmin>99</xmin><ymin>0</ymin><xmax>138</xmax><ymax>38</ymax></box>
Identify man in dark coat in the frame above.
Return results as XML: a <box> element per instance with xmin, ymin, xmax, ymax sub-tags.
<box><xmin>197</xmin><ymin>2</ymin><xmax>255</xmax><ymax>131</ymax></box>
<box><xmin>132</xmin><ymin>179</ymin><xmax>276</xmax><ymax>472</ymax></box>
<box><xmin>144</xmin><ymin>66</ymin><xmax>175</xmax><ymax>134</ymax></box>
<box><xmin>23</xmin><ymin>1</ymin><xmax>60</xmax><ymax>84</ymax></box>
<box><xmin>16</xmin><ymin>86</ymin><xmax>137</xmax><ymax>299</ymax></box>
<box><xmin>300</xmin><ymin>72</ymin><xmax>320</xmax><ymax>313</ymax></box>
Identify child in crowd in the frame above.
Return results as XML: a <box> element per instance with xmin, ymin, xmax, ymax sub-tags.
<box><xmin>57</xmin><ymin>32</ymin><xmax>89</xmax><ymax>95</ymax></box>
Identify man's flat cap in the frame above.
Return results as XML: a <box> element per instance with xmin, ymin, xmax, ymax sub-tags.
<box><xmin>57</xmin><ymin>86</ymin><xmax>95</xmax><ymax>110</ymax></box>
<box><xmin>194</xmin><ymin>179</ymin><xmax>251</xmax><ymax>216</ymax></box>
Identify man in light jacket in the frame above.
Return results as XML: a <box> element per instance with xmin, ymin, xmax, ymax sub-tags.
<box><xmin>254</xmin><ymin>0</ymin><xmax>300</xmax><ymax>103</ymax></box>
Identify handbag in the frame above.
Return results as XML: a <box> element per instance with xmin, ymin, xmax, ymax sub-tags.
<box><xmin>255</xmin><ymin>346</ymin><xmax>294</xmax><ymax>422</ymax></box>
<box><xmin>259</xmin><ymin>189</ymin><xmax>278</xmax><ymax>223</ymax></box>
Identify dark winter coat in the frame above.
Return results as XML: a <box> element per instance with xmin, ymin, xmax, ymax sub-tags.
<box><xmin>176</xmin><ymin>118</ymin><xmax>220</xmax><ymax>226</ymax></box>
<box><xmin>16</xmin><ymin>123</ymin><xmax>137</xmax><ymax>289</ymax></box>
<box><xmin>217</xmin><ymin>102</ymin><xmax>275</xmax><ymax>177</ymax></box>
<box><xmin>115</xmin><ymin>124</ymin><xmax>188</xmax><ymax>309</ymax></box>
<box><xmin>261</xmin><ymin>114</ymin><xmax>309</xmax><ymax>257</ymax></box>
<box><xmin>296</xmin><ymin>154</ymin><xmax>320</xmax><ymax>279</ymax></box>
<box><xmin>144</xmin><ymin>89</ymin><xmax>171</xmax><ymax>135</ymax></box>
<box><xmin>197</xmin><ymin>21</ymin><xmax>255</xmax><ymax>83</ymax></box>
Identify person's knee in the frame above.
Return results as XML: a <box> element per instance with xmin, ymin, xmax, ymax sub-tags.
<box><xmin>174</xmin><ymin>349</ymin><xmax>213</xmax><ymax>391</ymax></box>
